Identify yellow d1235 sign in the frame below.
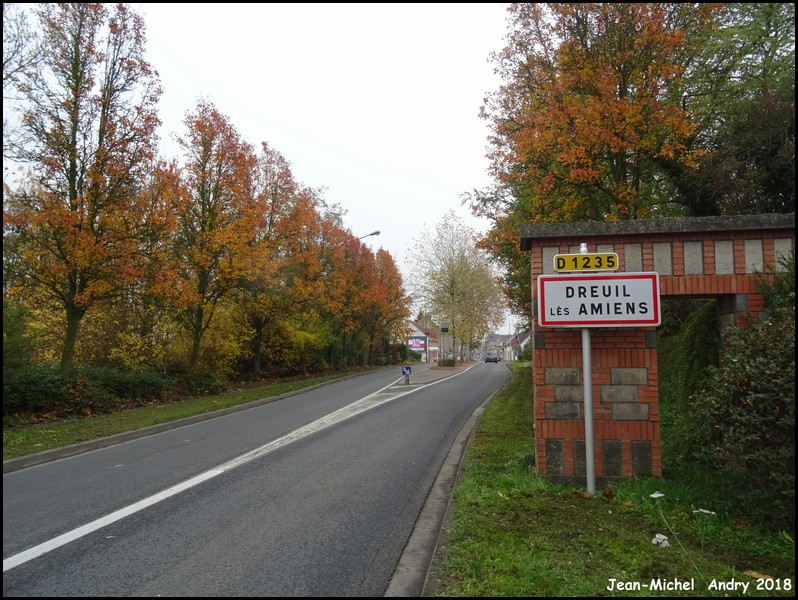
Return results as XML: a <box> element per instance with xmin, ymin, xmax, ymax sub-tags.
<box><xmin>553</xmin><ymin>252</ymin><xmax>618</xmax><ymax>272</ymax></box>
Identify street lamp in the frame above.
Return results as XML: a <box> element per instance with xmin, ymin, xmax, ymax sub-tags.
<box><xmin>357</xmin><ymin>230</ymin><xmax>380</xmax><ymax>240</ymax></box>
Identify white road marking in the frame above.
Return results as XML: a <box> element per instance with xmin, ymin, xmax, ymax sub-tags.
<box><xmin>3</xmin><ymin>368</ymin><xmax>472</xmax><ymax>572</ymax></box>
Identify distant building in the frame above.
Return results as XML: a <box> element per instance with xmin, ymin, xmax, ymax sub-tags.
<box><xmin>482</xmin><ymin>330</ymin><xmax>530</xmax><ymax>362</ymax></box>
<box><xmin>406</xmin><ymin>319</ymin><xmax>440</xmax><ymax>362</ymax></box>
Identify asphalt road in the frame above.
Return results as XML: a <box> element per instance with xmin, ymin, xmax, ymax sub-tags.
<box><xmin>3</xmin><ymin>362</ymin><xmax>511</xmax><ymax>597</ymax></box>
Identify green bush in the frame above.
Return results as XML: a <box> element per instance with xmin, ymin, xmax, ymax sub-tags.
<box><xmin>757</xmin><ymin>251</ymin><xmax>795</xmax><ymax>312</ymax></box>
<box><xmin>3</xmin><ymin>364</ymin><xmax>70</xmax><ymax>417</ymax></box>
<box><xmin>686</xmin><ymin>306</ymin><xmax>795</xmax><ymax>531</ymax></box>
<box><xmin>3</xmin><ymin>365</ymin><xmax>172</xmax><ymax>424</ymax></box>
<box><xmin>657</xmin><ymin>299</ymin><xmax>720</xmax><ymax>471</ymax></box>
<box><xmin>170</xmin><ymin>367</ymin><xmax>224</xmax><ymax>397</ymax></box>
<box><xmin>81</xmin><ymin>367</ymin><xmax>170</xmax><ymax>401</ymax></box>
<box><xmin>660</xmin><ymin>255</ymin><xmax>795</xmax><ymax>533</ymax></box>
<box><xmin>2</xmin><ymin>365</ymin><xmax>122</xmax><ymax>420</ymax></box>
<box><xmin>407</xmin><ymin>349</ymin><xmax>423</xmax><ymax>363</ymax></box>
<box><xmin>3</xmin><ymin>300</ymin><xmax>34</xmax><ymax>369</ymax></box>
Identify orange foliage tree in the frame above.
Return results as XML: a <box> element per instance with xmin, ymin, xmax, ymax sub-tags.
<box><xmin>319</xmin><ymin>226</ymin><xmax>366</xmax><ymax>368</ymax></box>
<box><xmin>169</xmin><ymin>100</ymin><xmax>258</xmax><ymax>369</ymax></box>
<box><xmin>365</xmin><ymin>249</ymin><xmax>411</xmax><ymax>364</ymax></box>
<box><xmin>480</xmin><ymin>3</ymin><xmax>714</xmax><ymax>223</ymax></box>
<box><xmin>234</xmin><ymin>142</ymin><xmax>328</xmax><ymax>378</ymax></box>
<box><xmin>3</xmin><ymin>3</ymin><xmax>162</xmax><ymax>371</ymax></box>
<box><xmin>469</xmin><ymin>2</ymin><xmax>720</xmax><ymax>322</ymax></box>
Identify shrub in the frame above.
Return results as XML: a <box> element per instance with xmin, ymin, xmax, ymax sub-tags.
<box><xmin>80</xmin><ymin>367</ymin><xmax>170</xmax><ymax>402</ymax></box>
<box><xmin>657</xmin><ymin>299</ymin><xmax>720</xmax><ymax>470</ymax></box>
<box><xmin>3</xmin><ymin>365</ymin><xmax>172</xmax><ymax>424</ymax></box>
<box><xmin>3</xmin><ymin>364</ymin><xmax>70</xmax><ymax>417</ymax></box>
<box><xmin>407</xmin><ymin>349</ymin><xmax>423</xmax><ymax>363</ymax></box>
<box><xmin>686</xmin><ymin>305</ymin><xmax>795</xmax><ymax>531</ymax></box>
<box><xmin>170</xmin><ymin>367</ymin><xmax>224</xmax><ymax>397</ymax></box>
<box><xmin>2</xmin><ymin>365</ymin><xmax>124</xmax><ymax>421</ymax></box>
<box><xmin>517</xmin><ymin>343</ymin><xmax>533</xmax><ymax>362</ymax></box>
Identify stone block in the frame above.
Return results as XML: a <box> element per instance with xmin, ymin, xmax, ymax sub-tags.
<box><xmin>683</xmin><ymin>241</ymin><xmax>703</xmax><ymax>274</ymax></box>
<box><xmin>546</xmin><ymin>368</ymin><xmax>581</xmax><ymax>385</ymax></box>
<box><xmin>546</xmin><ymin>439</ymin><xmax>564</xmax><ymax>475</ymax></box>
<box><xmin>632</xmin><ymin>441</ymin><xmax>652</xmax><ymax>477</ymax></box>
<box><xmin>545</xmin><ymin>402</ymin><xmax>580</xmax><ymax>419</ymax></box>
<box><xmin>574</xmin><ymin>440</ymin><xmax>586</xmax><ymax>476</ymax></box>
<box><xmin>610</xmin><ymin>368</ymin><xmax>647</xmax><ymax>385</ymax></box>
<box><xmin>601</xmin><ymin>385</ymin><xmax>638</xmax><ymax>403</ymax></box>
<box><xmin>653</xmin><ymin>242</ymin><xmax>673</xmax><ymax>275</ymax></box>
<box><xmin>715</xmin><ymin>240</ymin><xmax>734</xmax><ymax>274</ymax></box>
<box><xmin>612</xmin><ymin>403</ymin><xmax>649</xmax><ymax>420</ymax></box>
<box><xmin>603</xmin><ymin>441</ymin><xmax>623</xmax><ymax>477</ymax></box>
<box><xmin>554</xmin><ymin>385</ymin><xmax>583</xmax><ymax>402</ymax></box>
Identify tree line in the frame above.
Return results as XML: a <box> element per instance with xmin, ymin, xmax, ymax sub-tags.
<box><xmin>3</xmin><ymin>3</ymin><xmax>411</xmax><ymax>382</ymax></box>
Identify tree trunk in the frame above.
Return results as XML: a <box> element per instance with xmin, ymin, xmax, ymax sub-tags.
<box><xmin>250</xmin><ymin>319</ymin><xmax>265</xmax><ymax>379</ymax></box>
<box><xmin>188</xmin><ymin>307</ymin><xmax>204</xmax><ymax>369</ymax></box>
<box><xmin>60</xmin><ymin>302</ymin><xmax>86</xmax><ymax>372</ymax></box>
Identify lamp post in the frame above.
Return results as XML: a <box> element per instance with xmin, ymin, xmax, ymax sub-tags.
<box><xmin>357</xmin><ymin>230</ymin><xmax>380</xmax><ymax>240</ymax></box>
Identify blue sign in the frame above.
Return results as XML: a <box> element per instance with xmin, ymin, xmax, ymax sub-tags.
<box><xmin>402</xmin><ymin>366</ymin><xmax>412</xmax><ymax>375</ymax></box>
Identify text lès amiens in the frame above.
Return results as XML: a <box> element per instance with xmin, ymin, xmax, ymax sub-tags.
<box><xmin>558</xmin><ymin>284</ymin><xmax>650</xmax><ymax>316</ymax></box>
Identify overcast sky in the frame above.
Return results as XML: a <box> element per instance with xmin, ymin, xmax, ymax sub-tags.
<box><xmin>132</xmin><ymin>3</ymin><xmax>514</xmax><ymax>324</ymax></box>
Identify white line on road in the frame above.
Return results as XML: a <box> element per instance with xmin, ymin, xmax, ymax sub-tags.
<box><xmin>4</xmin><ymin>367</ymin><xmax>472</xmax><ymax>572</ymax></box>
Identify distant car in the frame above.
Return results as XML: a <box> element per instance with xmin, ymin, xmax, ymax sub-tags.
<box><xmin>485</xmin><ymin>351</ymin><xmax>498</xmax><ymax>363</ymax></box>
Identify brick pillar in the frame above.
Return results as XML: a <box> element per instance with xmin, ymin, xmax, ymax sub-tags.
<box><xmin>533</xmin><ymin>325</ymin><xmax>661</xmax><ymax>485</ymax></box>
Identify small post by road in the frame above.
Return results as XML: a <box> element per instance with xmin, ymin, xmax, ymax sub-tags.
<box><xmin>402</xmin><ymin>365</ymin><xmax>411</xmax><ymax>384</ymax></box>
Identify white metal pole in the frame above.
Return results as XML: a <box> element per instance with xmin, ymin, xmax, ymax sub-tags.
<box><xmin>582</xmin><ymin>327</ymin><xmax>595</xmax><ymax>494</ymax></box>
<box><xmin>579</xmin><ymin>242</ymin><xmax>596</xmax><ymax>494</ymax></box>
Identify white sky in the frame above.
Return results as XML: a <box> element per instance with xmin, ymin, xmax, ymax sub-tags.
<box><xmin>134</xmin><ymin>3</ymin><xmax>513</xmax><ymax>324</ymax></box>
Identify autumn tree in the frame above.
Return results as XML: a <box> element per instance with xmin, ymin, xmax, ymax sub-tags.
<box><xmin>103</xmin><ymin>160</ymin><xmax>181</xmax><ymax>371</ymax></box>
<box><xmin>322</xmin><ymin>226</ymin><xmax>372</xmax><ymax>367</ymax></box>
<box><xmin>409</xmin><ymin>211</ymin><xmax>505</xmax><ymax>359</ymax></box>
<box><xmin>3</xmin><ymin>3</ymin><xmax>161</xmax><ymax>371</ymax></box>
<box><xmin>255</xmin><ymin>190</ymin><xmax>335</xmax><ymax>374</ymax></box>
<box><xmin>468</xmin><ymin>3</ymin><xmax>793</xmax><ymax>324</ymax></box>
<box><xmin>365</xmin><ymin>249</ymin><xmax>411</xmax><ymax>364</ymax></box>
<box><xmin>479</xmin><ymin>3</ymin><xmax>718</xmax><ymax>224</ymax></box>
<box><xmin>234</xmin><ymin>142</ymin><xmax>331</xmax><ymax>378</ymax></box>
<box><xmin>169</xmin><ymin>100</ymin><xmax>257</xmax><ymax>370</ymax></box>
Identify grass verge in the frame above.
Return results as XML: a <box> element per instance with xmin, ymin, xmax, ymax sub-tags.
<box><xmin>431</xmin><ymin>363</ymin><xmax>795</xmax><ymax>597</ymax></box>
<box><xmin>2</xmin><ymin>370</ymin><xmax>360</xmax><ymax>461</ymax></box>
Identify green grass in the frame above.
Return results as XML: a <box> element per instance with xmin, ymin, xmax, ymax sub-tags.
<box><xmin>3</xmin><ymin>363</ymin><xmax>795</xmax><ymax>597</ymax></box>
<box><xmin>431</xmin><ymin>363</ymin><xmax>795</xmax><ymax>597</ymax></box>
<box><xmin>3</xmin><ymin>370</ymin><xmax>359</xmax><ymax>460</ymax></box>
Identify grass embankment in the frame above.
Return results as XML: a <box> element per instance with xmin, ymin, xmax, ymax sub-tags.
<box><xmin>2</xmin><ymin>371</ymin><xmax>358</xmax><ymax>461</ymax></box>
<box><xmin>431</xmin><ymin>363</ymin><xmax>795</xmax><ymax>597</ymax></box>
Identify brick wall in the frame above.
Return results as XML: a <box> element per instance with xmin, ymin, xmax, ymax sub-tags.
<box><xmin>520</xmin><ymin>214</ymin><xmax>795</xmax><ymax>485</ymax></box>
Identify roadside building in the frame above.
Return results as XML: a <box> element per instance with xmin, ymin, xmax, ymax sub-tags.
<box><xmin>406</xmin><ymin>319</ymin><xmax>440</xmax><ymax>363</ymax></box>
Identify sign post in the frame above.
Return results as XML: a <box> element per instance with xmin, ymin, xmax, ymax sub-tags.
<box><xmin>402</xmin><ymin>365</ymin><xmax>411</xmax><ymax>384</ymax></box>
<box><xmin>537</xmin><ymin>244</ymin><xmax>661</xmax><ymax>494</ymax></box>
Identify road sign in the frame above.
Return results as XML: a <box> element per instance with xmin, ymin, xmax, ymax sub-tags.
<box><xmin>402</xmin><ymin>366</ymin><xmax>412</xmax><ymax>375</ymax></box>
<box><xmin>553</xmin><ymin>252</ymin><xmax>618</xmax><ymax>272</ymax></box>
<box><xmin>537</xmin><ymin>272</ymin><xmax>660</xmax><ymax>327</ymax></box>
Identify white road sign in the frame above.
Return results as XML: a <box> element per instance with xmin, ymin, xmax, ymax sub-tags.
<box><xmin>537</xmin><ymin>272</ymin><xmax>661</xmax><ymax>327</ymax></box>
